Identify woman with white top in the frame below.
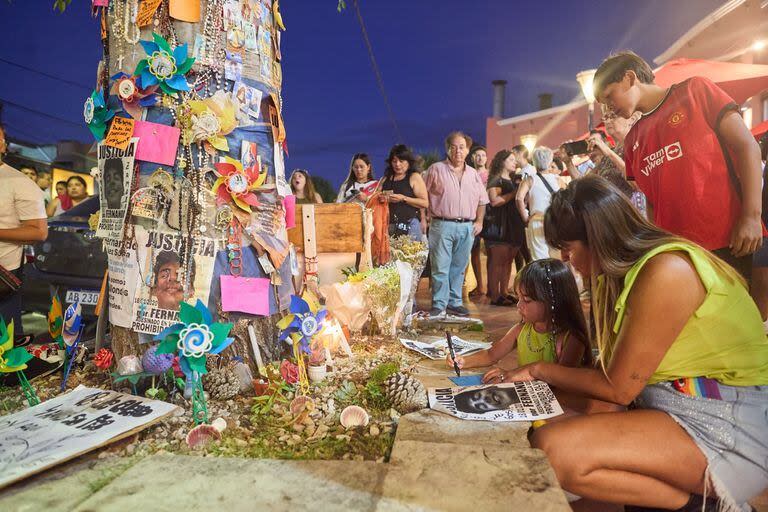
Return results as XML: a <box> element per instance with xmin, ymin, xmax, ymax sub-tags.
<box><xmin>516</xmin><ymin>146</ymin><xmax>564</xmax><ymax>260</ymax></box>
<box><xmin>336</xmin><ymin>153</ymin><xmax>378</xmax><ymax>204</ymax></box>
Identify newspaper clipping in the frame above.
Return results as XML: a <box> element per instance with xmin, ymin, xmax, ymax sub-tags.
<box><xmin>96</xmin><ymin>138</ymin><xmax>138</xmax><ymax>240</ymax></box>
<box><xmin>399</xmin><ymin>336</ymin><xmax>491</xmax><ymax>360</ymax></box>
<box><xmin>104</xmin><ymin>237</ymin><xmax>140</xmax><ymax>328</ymax></box>
<box><xmin>131</xmin><ymin>227</ymin><xmax>217</xmax><ymax>335</ymax></box>
<box><xmin>428</xmin><ymin>381</ymin><xmax>563</xmax><ymax>422</ymax></box>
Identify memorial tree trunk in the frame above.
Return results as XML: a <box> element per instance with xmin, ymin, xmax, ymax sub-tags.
<box><xmin>94</xmin><ymin>0</ymin><xmax>291</xmax><ymax>376</ymax></box>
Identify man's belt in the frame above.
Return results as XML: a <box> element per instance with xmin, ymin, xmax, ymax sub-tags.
<box><xmin>432</xmin><ymin>216</ymin><xmax>474</xmax><ymax>223</ymax></box>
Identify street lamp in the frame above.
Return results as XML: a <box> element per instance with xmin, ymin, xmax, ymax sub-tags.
<box><xmin>576</xmin><ymin>69</ymin><xmax>597</xmax><ymax>131</ymax></box>
<box><xmin>520</xmin><ymin>134</ymin><xmax>538</xmax><ymax>154</ymax></box>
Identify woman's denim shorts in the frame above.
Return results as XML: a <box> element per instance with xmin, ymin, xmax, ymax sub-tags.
<box><xmin>635</xmin><ymin>381</ymin><xmax>768</xmax><ymax>511</ymax></box>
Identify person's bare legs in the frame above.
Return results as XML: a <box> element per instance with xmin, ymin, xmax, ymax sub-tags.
<box><xmin>487</xmin><ymin>245</ymin><xmax>506</xmax><ymax>301</ymax></box>
<box><xmin>469</xmin><ymin>240</ymin><xmax>484</xmax><ymax>297</ymax></box>
<box><xmin>501</xmin><ymin>246</ymin><xmax>519</xmax><ymax>297</ymax></box>
<box><xmin>530</xmin><ymin>409</ymin><xmax>709</xmax><ymax>508</ymax></box>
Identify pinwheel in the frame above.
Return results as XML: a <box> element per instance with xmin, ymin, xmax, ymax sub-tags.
<box><xmin>83</xmin><ymin>89</ymin><xmax>115</xmax><ymax>140</ymax></box>
<box><xmin>212</xmin><ymin>155</ymin><xmax>266</xmax><ymax>213</ymax></box>
<box><xmin>110</xmin><ymin>72</ymin><xmax>159</xmax><ymax>119</ymax></box>
<box><xmin>134</xmin><ymin>32</ymin><xmax>195</xmax><ymax>96</ymax></box>
<box><xmin>48</xmin><ymin>294</ymin><xmax>64</xmax><ymax>348</ymax></box>
<box><xmin>60</xmin><ymin>302</ymin><xmax>84</xmax><ymax>391</ymax></box>
<box><xmin>182</xmin><ymin>90</ymin><xmax>237</xmax><ymax>152</ymax></box>
<box><xmin>155</xmin><ymin>300</ymin><xmax>233</xmax><ymax>424</ymax></box>
<box><xmin>0</xmin><ymin>319</ymin><xmax>39</xmax><ymax>406</ymax></box>
<box><xmin>277</xmin><ymin>293</ymin><xmax>328</xmax><ymax>394</ymax></box>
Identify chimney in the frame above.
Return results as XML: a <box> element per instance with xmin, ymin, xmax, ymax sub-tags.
<box><xmin>492</xmin><ymin>80</ymin><xmax>507</xmax><ymax>118</ymax></box>
<box><xmin>538</xmin><ymin>93</ymin><xmax>553</xmax><ymax>110</ymax></box>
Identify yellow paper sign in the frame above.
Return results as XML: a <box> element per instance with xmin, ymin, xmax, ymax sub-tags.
<box><xmin>104</xmin><ymin>117</ymin><xmax>135</xmax><ymax>151</ymax></box>
<box><xmin>137</xmin><ymin>0</ymin><xmax>162</xmax><ymax>27</ymax></box>
<box><xmin>169</xmin><ymin>0</ymin><xmax>201</xmax><ymax>22</ymax></box>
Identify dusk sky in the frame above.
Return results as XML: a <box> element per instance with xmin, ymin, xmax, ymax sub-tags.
<box><xmin>0</xmin><ymin>0</ymin><xmax>723</xmax><ymax>188</ymax></box>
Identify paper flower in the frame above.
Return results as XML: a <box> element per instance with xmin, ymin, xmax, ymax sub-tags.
<box><xmin>279</xmin><ymin>360</ymin><xmax>299</xmax><ymax>384</ymax></box>
<box><xmin>0</xmin><ymin>320</ymin><xmax>33</xmax><ymax>373</ymax></box>
<box><xmin>212</xmin><ymin>156</ymin><xmax>266</xmax><ymax>213</ymax></box>
<box><xmin>181</xmin><ymin>91</ymin><xmax>237</xmax><ymax>152</ymax></box>
<box><xmin>62</xmin><ymin>302</ymin><xmax>83</xmax><ymax>347</ymax></box>
<box><xmin>94</xmin><ymin>348</ymin><xmax>114</xmax><ymax>371</ymax></box>
<box><xmin>83</xmin><ymin>89</ymin><xmax>115</xmax><ymax>140</ymax></box>
<box><xmin>110</xmin><ymin>72</ymin><xmax>159</xmax><ymax>119</ymax></box>
<box><xmin>48</xmin><ymin>295</ymin><xmax>64</xmax><ymax>347</ymax></box>
<box><xmin>277</xmin><ymin>294</ymin><xmax>328</xmax><ymax>355</ymax></box>
<box><xmin>134</xmin><ymin>32</ymin><xmax>195</xmax><ymax>96</ymax></box>
<box><xmin>154</xmin><ymin>300</ymin><xmax>233</xmax><ymax>378</ymax></box>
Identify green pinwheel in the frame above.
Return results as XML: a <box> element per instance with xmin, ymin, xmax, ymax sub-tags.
<box><xmin>0</xmin><ymin>318</ymin><xmax>39</xmax><ymax>406</ymax></box>
<box><xmin>134</xmin><ymin>32</ymin><xmax>195</xmax><ymax>96</ymax></box>
<box><xmin>83</xmin><ymin>89</ymin><xmax>115</xmax><ymax>141</ymax></box>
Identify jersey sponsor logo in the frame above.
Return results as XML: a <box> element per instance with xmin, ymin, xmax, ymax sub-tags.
<box><xmin>639</xmin><ymin>141</ymin><xmax>684</xmax><ymax>176</ymax></box>
<box><xmin>668</xmin><ymin>110</ymin><xmax>686</xmax><ymax>126</ymax></box>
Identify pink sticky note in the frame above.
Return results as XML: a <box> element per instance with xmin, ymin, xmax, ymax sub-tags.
<box><xmin>283</xmin><ymin>195</ymin><xmax>296</xmax><ymax>229</ymax></box>
<box><xmin>220</xmin><ymin>275</ymin><xmax>270</xmax><ymax>316</ymax></box>
<box><xmin>133</xmin><ymin>120</ymin><xmax>181</xmax><ymax>166</ymax></box>
<box><xmin>93</xmin><ymin>0</ymin><xmax>109</xmax><ymax>6</ymax></box>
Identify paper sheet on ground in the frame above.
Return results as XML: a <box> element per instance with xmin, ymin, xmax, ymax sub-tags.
<box><xmin>0</xmin><ymin>386</ymin><xmax>179</xmax><ymax>488</ymax></box>
<box><xmin>428</xmin><ymin>381</ymin><xmax>563</xmax><ymax>422</ymax></box>
<box><xmin>450</xmin><ymin>375</ymin><xmax>484</xmax><ymax>386</ymax></box>
<box><xmin>399</xmin><ymin>336</ymin><xmax>491</xmax><ymax>360</ymax></box>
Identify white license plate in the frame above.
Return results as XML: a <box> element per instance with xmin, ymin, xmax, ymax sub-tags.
<box><xmin>65</xmin><ymin>289</ymin><xmax>100</xmax><ymax>306</ymax></box>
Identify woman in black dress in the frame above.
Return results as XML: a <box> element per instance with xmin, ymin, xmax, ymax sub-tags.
<box><xmin>483</xmin><ymin>150</ymin><xmax>525</xmax><ymax>305</ymax></box>
<box><xmin>381</xmin><ymin>145</ymin><xmax>428</xmax><ymax>241</ymax></box>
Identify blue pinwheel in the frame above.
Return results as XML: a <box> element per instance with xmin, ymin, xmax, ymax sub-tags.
<box><xmin>83</xmin><ymin>89</ymin><xmax>115</xmax><ymax>140</ymax></box>
<box><xmin>277</xmin><ymin>294</ymin><xmax>328</xmax><ymax>355</ymax></box>
<box><xmin>155</xmin><ymin>300</ymin><xmax>233</xmax><ymax>425</ymax></box>
<box><xmin>60</xmin><ymin>302</ymin><xmax>84</xmax><ymax>391</ymax></box>
<box><xmin>134</xmin><ymin>32</ymin><xmax>195</xmax><ymax>96</ymax></box>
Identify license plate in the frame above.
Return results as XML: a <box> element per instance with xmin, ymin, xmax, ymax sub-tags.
<box><xmin>65</xmin><ymin>289</ymin><xmax>100</xmax><ymax>306</ymax></box>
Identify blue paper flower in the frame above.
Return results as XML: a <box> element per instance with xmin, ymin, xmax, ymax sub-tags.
<box><xmin>277</xmin><ymin>295</ymin><xmax>328</xmax><ymax>354</ymax></box>
<box><xmin>154</xmin><ymin>300</ymin><xmax>233</xmax><ymax>378</ymax></box>
<box><xmin>134</xmin><ymin>33</ymin><xmax>195</xmax><ymax>96</ymax></box>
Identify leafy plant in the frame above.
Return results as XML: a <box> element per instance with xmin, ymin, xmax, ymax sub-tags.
<box><xmin>53</xmin><ymin>0</ymin><xmax>71</xmax><ymax>12</ymax></box>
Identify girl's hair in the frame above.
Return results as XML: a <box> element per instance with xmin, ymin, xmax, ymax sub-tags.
<box><xmin>488</xmin><ymin>150</ymin><xmax>513</xmax><ymax>180</ymax></box>
<box><xmin>340</xmin><ymin>153</ymin><xmax>374</xmax><ymax>194</ymax></box>
<box><xmin>543</xmin><ymin>175</ymin><xmax>743</xmax><ymax>371</ymax></box>
<box><xmin>383</xmin><ymin>144</ymin><xmax>417</xmax><ymax>180</ymax></box>
<box><xmin>289</xmin><ymin>169</ymin><xmax>319</xmax><ymax>201</ymax></box>
<box><xmin>531</xmin><ymin>146</ymin><xmax>554</xmax><ymax>172</ymax></box>
<box><xmin>467</xmin><ymin>145</ymin><xmax>487</xmax><ymax>167</ymax></box>
<box><xmin>56</xmin><ymin>180</ymin><xmax>67</xmax><ymax>188</ymax></box>
<box><xmin>67</xmin><ymin>175</ymin><xmax>88</xmax><ymax>188</ymax></box>
<box><xmin>514</xmin><ymin>259</ymin><xmax>591</xmax><ymax>366</ymax></box>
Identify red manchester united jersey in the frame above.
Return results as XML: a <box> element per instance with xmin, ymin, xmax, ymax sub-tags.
<box><xmin>624</xmin><ymin>76</ymin><xmax>740</xmax><ymax>250</ymax></box>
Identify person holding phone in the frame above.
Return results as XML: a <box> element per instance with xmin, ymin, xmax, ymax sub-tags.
<box><xmin>380</xmin><ymin>144</ymin><xmax>428</xmax><ymax>241</ymax></box>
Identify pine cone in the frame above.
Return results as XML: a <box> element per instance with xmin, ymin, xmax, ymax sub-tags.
<box><xmin>384</xmin><ymin>373</ymin><xmax>428</xmax><ymax>414</ymax></box>
<box><xmin>204</xmin><ymin>364</ymin><xmax>240</xmax><ymax>401</ymax></box>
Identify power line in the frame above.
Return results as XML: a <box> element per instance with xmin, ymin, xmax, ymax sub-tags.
<box><xmin>0</xmin><ymin>98</ymin><xmax>84</xmax><ymax>128</ymax></box>
<box><xmin>351</xmin><ymin>0</ymin><xmax>403</xmax><ymax>143</ymax></box>
<box><xmin>0</xmin><ymin>57</ymin><xmax>92</xmax><ymax>91</ymax></box>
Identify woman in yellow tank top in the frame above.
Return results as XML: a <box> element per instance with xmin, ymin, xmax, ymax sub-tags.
<box><xmin>498</xmin><ymin>176</ymin><xmax>768</xmax><ymax>512</ymax></box>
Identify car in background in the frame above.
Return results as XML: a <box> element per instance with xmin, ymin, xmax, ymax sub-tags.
<box><xmin>22</xmin><ymin>197</ymin><xmax>107</xmax><ymax>324</ymax></box>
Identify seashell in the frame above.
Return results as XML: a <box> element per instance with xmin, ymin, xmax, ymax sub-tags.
<box><xmin>211</xmin><ymin>417</ymin><xmax>227</xmax><ymax>433</ymax></box>
<box><xmin>186</xmin><ymin>424</ymin><xmax>221</xmax><ymax>449</ymax></box>
<box><xmin>340</xmin><ymin>405</ymin><xmax>369</xmax><ymax>429</ymax></box>
<box><xmin>141</xmin><ymin>345</ymin><xmax>174</xmax><ymax>375</ymax></box>
<box><xmin>290</xmin><ymin>395</ymin><xmax>314</xmax><ymax>417</ymax></box>
<box><xmin>117</xmin><ymin>355</ymin><xmax>143</xmax><ymax>376</ymax></box>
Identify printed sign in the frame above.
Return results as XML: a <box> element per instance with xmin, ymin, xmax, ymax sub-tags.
<box><xmin>0</xmin><ymin>386</ymin><xmax>178</xmax><ymax>489</ymax></box>
<box><xmin>96</xmin><ymin>138</ymin><xmax>137</xmax><ymax>240</ymax></box>
<box><xmin>104</xmin><ymin>237</ymin><xmax>140</xmax><ymax>328</ymax></box>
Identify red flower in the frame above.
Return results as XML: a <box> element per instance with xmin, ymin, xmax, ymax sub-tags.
<box><xmin>172</xmin><ymin>355</ymin><xmax>184</xmax><ymax>378</ymax></box>
<box><xmin>279</xmin><ymin>359</ymin><xmax>299</xmax><ymax>384</ymax></box>
<box><xmin>94</xmin><ymin>348</ymin><xmax>114</xmax><ymax>371</ymax></box>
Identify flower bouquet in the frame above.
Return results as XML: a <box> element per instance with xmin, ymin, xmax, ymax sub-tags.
<box><xmin>389</xmin><ymin>236</ymin><xmax>428</xmax><ymax>326</ymax></box>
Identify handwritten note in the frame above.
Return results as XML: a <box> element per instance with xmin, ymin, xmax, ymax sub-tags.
<box><xmin>137</xmin><ymin>0</ymin><xmax>162</xmax><ymax>27</ymax></box>
<box><xmin>104</xmin><ymin>117</ymin><xmax>135</xmax><ymax>151</ymax></box>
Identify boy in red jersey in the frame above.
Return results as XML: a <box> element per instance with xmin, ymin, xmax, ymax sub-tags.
<box><xmin>592</xmin><ymin>51</ymin><xmax>764</xmax><ymax>279</ymax></box>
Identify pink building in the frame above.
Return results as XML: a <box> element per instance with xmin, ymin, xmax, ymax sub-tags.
<box><xmin>486</xmin><ymin>0</ymin><xmax>768</xmax><ymax>157</ymax></box>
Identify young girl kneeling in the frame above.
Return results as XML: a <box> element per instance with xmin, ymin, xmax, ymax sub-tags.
<box><xmin>446</xmin><ymin>258</ymin><xmax>591</xmax><ymax>381</ymax></box>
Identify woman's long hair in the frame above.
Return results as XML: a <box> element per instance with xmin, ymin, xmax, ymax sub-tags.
<box><xmin>488</xmin><ymin>150</ymin><xmax>513</xmax><ymax>181</ymax></box>
<box><xmin>290</xmin><ymin>169</ymin><xmax>319</xmax><ymax>202</ymax></box>
<box><xmin>383</xmin><ymin>144</ymin><xmax>417</xmax><ymax>181</ymax></box>
<box><xmin>543</xmin><ymin>175</ymin><xmax>743</xmax><ymax>371</ymax></box>
<box><xmin>340</xmin><ymin>153</ymin><xmax>374</xmax><ymax>195</ymax></box>
<box><xmin>514</xmin><ymin>259</ymin><xmax>592</xmax><ymax>366</ymax></box>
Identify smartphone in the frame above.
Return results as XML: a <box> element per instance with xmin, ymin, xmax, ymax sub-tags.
<box><xmin>562</xmin><ymin>140</ymin><xmax>589</xmax><ymax>156</ymax></box>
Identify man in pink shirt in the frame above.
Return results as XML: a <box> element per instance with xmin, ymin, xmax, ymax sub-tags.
<box><xmin>425</xmin><ymin>131</ymin><xmax>490</xmax><ymax>317</ymax></box>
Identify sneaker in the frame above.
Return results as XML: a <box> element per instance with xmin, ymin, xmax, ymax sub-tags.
<box><xmin>446</xmin><ymin>305</ymin><xmax>470</xmax><ymax>317</ymax></box>
<box><xmin>428</xmin><ymin>308</ymin><xmax>446</xmax><ymax>319</ymax></box>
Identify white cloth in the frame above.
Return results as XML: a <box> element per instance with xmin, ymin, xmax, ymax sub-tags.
<box><xmin>336</xmin><ymin>179</ymin><xmax>378</xmax><ymax>203</ymax></box>
<box><xmin>528</xmin><ymin>173</ymin><xmax>559</xmax><ymax>215</ymax></box>
<box><xmin>526</xmin><ymin>216</ymin><xmax>558</xmax><ymax>261</ymax></box>
<box><xmin>0</xmin><ymin>163</ymin><xmax>46</xmax><ymax>270</ymax></box>
<box><xmin>520</xmin><ymin>164</ymin><xmax>536</xmax><ymax>180</ymax></box>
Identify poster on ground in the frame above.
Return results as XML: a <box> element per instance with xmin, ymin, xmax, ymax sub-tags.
<box><xmin>96</xmin><ymin>138</ymin><xmax>138</xmax><ymax>240</ymax></box>
<box><xmin>428</xmin><ymin>381</ymin><xmax>563</xmax><ymax>422</ymax></box>
<box><xmin>130</xmin><ymin>226</ymin><xmax>217</xmax><ymax>336</ymax></box>
<box><xmin>0</xmin><ymin>386</ymin><xmax>178</xmax><ymax>489</ymax></box>
<box><xmin>399</xmin><ymin>336</ymin><xmax>491</xmax><ymax>360</ymax></box>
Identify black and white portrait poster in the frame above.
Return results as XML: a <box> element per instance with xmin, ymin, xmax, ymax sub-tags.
<box><xmin>96</xmin><ymin>138</ymin><xmax>138</xmax><ymax>240</ymax></box>
<box><xmin>0</xmin><ymin>386</ymin><xmax>178</xmax><ymax>489</ymax></box>
<box><xmin>428</xmin><ymin>381</ymin><xmax>563</xmax><ymax>422</ymax></box>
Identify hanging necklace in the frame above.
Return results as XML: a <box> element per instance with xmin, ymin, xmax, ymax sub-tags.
<box><xmin>123</xmin><ymin>0</ymin><xmax>141</xmax><ymax>44</ymax></box>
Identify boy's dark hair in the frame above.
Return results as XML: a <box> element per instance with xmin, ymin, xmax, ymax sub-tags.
<box><xmin>593</xmin><ymin>51</ymin><xmax>655</xmax><ymax>99</ymax></box>
<box><xmin>514</xmin><ymin>259</ymin><xmax>592</xmax><ymax>366</ymax></box>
